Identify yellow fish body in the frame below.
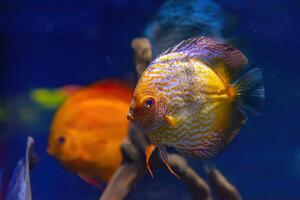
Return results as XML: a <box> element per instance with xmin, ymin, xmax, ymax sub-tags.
<box><xmin>127</xmin><ymin>37</ymin><xmax>265</xmax><ymax>177</ymax></box>
<box><xmin>47</xmin><ymin>80</ymin><xmax>133</xmax><ymax>185</ymax></box>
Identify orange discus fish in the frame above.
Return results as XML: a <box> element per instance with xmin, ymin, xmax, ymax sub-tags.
<box><xmin>47</xmin><ymin>79</ymin><xmax>133</xmax><ymax>185</ymax></box>
<box><xmin>127</xmin><ymin>37</ymin><xmax>265</xmax><ymax>178</ymax></box>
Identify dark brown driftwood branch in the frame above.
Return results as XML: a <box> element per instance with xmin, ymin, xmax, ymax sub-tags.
<box><xmin>131</xmin><ymin>38</ymin><xmax>152</xmax><ymax>76</ymax></box>
<box><xmin>167</xmin><ymin>154</ymin><xmax>212</xmax><ymax>200</ymax></box>
<box><xmin>99</xmin><ymin>37</ymin><xmax>241</xmax><ymax>200</ymax></box>
<box><xmin>204</xmin><ymin>164</ymin><xmax>241</xmax><ymax>200</ymax></box>
<box><xmin>99</xmin><ymin>126</ymin><xmax>146</xmax><ymax>200</ymax></box>
<box><xmin>100</xmin><ymin>125</ymin><xmax>213</xmax><ymax>200</ymax></box>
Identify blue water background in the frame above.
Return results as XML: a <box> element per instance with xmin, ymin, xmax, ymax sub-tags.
<box><xmin>1</xmin><ymin>0</ymin><xmax>300</xmax><ymax>199</ymax></box>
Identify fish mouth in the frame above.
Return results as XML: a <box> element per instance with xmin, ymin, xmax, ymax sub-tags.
<box><xmin>127</xmin><ymin>111</ymin><xmax>135</xmax><ymax>121</ymax></box>
<box><xmin>127</xmin><ymin>109</ymin><xmax>147</xmax><ymax>130</ymax></box>
<box><xmin>127</xmin><ymin>107</ymin><xmax>136</xmax><ymax>122</ymax></box>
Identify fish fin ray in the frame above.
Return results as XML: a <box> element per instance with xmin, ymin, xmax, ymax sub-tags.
<box><xmin>158</xmin><ymin>145</ymin><xmax>180</xmax><ymax>179</ymax></box>
<box><xmin>145</xmin><ymin>143</ymin><xmax>156</xmax><ymax>178</ymax></box>
<box><xmin>233</xmin><ymin>68</ymin><xmax>265</xmax><ymax>114</ymax></box>
<box><xmin>172</xmin><ymin>100</ymin><xmax>201</xmax><ymax>122</ymax></box>
<box><xmin>172</xmin><ymin>100</ymin><xmax>217</xmax><ymax>125</ymax></box>
<box><xmin>160</xmin><ymin>36</ymin><xmax>247</xmax><ymax>77</ymax></box>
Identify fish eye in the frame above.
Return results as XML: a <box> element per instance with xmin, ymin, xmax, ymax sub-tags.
<box><xmin>57</xmin><ymin>136</ymin><xmax>66</xmax><ymax>144</ymax></box>
<box><xmin>144</xmin><ymin>98</ymin><xmax>155</xmax><ymax>108</ymax></box>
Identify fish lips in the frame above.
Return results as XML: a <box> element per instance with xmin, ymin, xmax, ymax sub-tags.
<box><xmin>127</xmin><ymin>111</ymin><xmax>135</xmax><ymax>121</ymax></box>
<box><xmin>126</xmin><ymin>108</ymin><xmax>143</xmax><ymax>129</ymax></box>
<box><xmin>127</xmin><ymin>109</ymin><xmax>157</xmax><ymax>133</ymax></box>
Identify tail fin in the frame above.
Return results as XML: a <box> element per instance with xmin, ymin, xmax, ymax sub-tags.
<box><xmin>233</xmin><ymin>68</ymin><xmax>265</xmax><ymax>114</ymax></box>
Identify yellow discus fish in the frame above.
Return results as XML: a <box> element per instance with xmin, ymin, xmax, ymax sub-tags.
<box><xmin>127</xmin><ymin>37</ymin><xmax>265</xmax><ymax>178</ymax></box>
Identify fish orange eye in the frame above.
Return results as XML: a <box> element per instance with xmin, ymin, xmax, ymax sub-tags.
<box><xmin>57</xmin><ymin>136</ymin><xmax>66</xmax><ymax>144</ymax></box>
<box><xmin>144</xmin><ymin>98</ymin><xmax>155</xmax><ymax>108</ymax></box>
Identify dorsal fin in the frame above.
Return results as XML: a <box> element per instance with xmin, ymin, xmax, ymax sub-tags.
<box><xmin>161</xmin><ymin>37</ymin><xmax>248</xmax><ymax>79</ymax></box>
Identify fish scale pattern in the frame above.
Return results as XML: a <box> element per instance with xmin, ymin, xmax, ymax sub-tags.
<box><xmin>139</xmin><ymin>50</ymin><xmax>231</xmax><ymax>159</ymax></box>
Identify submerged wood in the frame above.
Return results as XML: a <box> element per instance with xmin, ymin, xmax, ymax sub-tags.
<box><xmin>167</xmin><ymin>154</ymin><xmax>212</xmax><ymax>200</ymax></box>
<box><xmin>131</xmin><ymin>38</ymin><xmax>152</xmax><ymax>76</ymax></box>
<box><xmin>205</xmin><ymin>164</ymin><xmax>241</xmax><ymax>200</ymax></box>
<box><xmin>100</xmin><ymin>125</ymin><xmax>213</xmax><ymax>200</ymax></box>
<box><xmin>99</xmin><ymin>37</ymin><xmax>241</xmax><ymax>200</ymax></box>
<box><xmin>99</xmin><ymin>126</ymin><xmax>146</xmax><ymax>200</ymax></box>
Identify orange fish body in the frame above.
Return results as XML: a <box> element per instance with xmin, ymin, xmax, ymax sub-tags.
<box><xmin>48</xmin><ymin>80</ymin><xmax>133</xmax><ymax>184</ymax></box>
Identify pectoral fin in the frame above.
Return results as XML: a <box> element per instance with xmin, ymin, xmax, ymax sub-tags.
<box><xmin>165</xmin><ymin>115</ymin><xmax>179</xmax><ymax>128</ymax></box>
<box><xmin>171</xmin><ymin>100</ymin><xmax>207</xmax><ymax>123</ymax></box>
<box><xmin>165</xmin><ymin>102</ymin><xmax>202</xmax><ymax>128</ymax></box>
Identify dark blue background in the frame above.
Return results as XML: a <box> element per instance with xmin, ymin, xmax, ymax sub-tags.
<box><xmin>1</xmin><ymin>0</ymin><xmax>300</xmax><ymax>199</ymax></box>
